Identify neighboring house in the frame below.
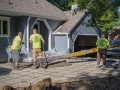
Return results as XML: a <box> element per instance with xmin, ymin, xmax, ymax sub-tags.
<box><xmin>0</xmin><ymin>0</ymin><xmax>67</xmax><ymax>62</ymax></box>
<box><xmin>108</xmin><ymin>27</ymin><xmax>120</xmax><ymax>40</ymax></box>
<box><xmin>0</xmin><ymin>0</ymin><xmax>101</xmax><ymax>62</ymax></box>
<box><xmin>52</xmin><ymin>11</ymin><xmax>101</xmax><ymax>54</ymax></box>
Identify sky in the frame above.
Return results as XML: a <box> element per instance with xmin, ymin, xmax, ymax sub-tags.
<box><xmin>118</xmin><ymin>7</ymin><xmax>120</xmax><ymax>12</ymax></box>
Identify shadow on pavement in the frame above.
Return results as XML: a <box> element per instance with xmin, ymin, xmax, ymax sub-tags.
<box><xmin>0</xmin><ymin>67</ymin><xmax>12</xmax><ymax>76</ymax></box>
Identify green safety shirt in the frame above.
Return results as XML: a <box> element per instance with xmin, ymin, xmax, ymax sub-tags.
<box><xmin>96</xmin><ymin>38</ymin><xmax>109</xmax><ymax>49</ymax></box>
<box><xmin>29</xmin><ymin>34</ymin><xmax>42</xmax><ymax>48</ymax></box>
<box><xmin>11</xmin><ymin>36</ymin><xmax>21</xmax><ymax>50</ymax></box>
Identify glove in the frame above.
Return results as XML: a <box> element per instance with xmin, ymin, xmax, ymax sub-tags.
<box><xmin>22</xmin><ymin>42</ymin><xmax>25</xmax><ymax>44</ymax></box>
<box><xmin>8</xmin><ymin>46</ymin><xmax>11</xmax><ymax>48</ymax></box>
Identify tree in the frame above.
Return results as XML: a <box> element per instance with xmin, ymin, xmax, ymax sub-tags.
<box><xmin>47</xmin><ymin>0</ymin><xmax>120</xmax><ymax>33</ymax></box>
<box><xmin>47</xmin><ymin>0</ymin><xmax>71</xmax><ymax>11</ymax></box>
<box><xmin>70</xmin><ymin>0</ymin><xmax>120</xmax><ymax>33</ymax></box>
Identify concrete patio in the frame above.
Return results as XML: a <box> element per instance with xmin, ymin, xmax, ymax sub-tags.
<box><xmin>0</xmin><ymin>58</ymin><xmax>120</xmax><ymax>86</ymax></box>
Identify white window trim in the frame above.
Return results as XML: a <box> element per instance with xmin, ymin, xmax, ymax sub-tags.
<box><xmin>0</xmin><ymin>16</ymin><xmax>10</xmax><ymax>37</ymax></box>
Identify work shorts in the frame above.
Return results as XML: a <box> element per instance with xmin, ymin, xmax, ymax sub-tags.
<box><xmin>97</xmin><ymin>48</ymin><xmax>107</xmax><ymax>60</ymax></box>
<box><xmin>32</xmin><ymin>48</ymin><xmax>42</xmax><ymax>61</ymax></box>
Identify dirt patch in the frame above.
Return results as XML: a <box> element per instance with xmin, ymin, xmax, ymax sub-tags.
<box><xmin>1</xmin><ymin>76</ymin><xmax>120</xmax><ymax>90</ymax></box>
<box><xmin>60</xmin><ymin>77</ymin><xmax>120</xmax><ymax>90</ymax></box>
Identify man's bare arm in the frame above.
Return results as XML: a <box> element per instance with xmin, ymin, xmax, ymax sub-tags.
<box><xmin>30</xmin><ymin>40</ymin><xmax>32</xmax><ymax>43</ymax></box>
<box><xmin>18</xmin><ymin>40</ymin><xmax>24</xmax><ymax>44</ymax></box>
<box><xmin>41</xmin><ymin>38</ymin><xmax>45</xmax><ymax>45</ymax></box>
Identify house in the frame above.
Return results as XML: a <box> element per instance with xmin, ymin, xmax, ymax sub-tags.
<box><xmin>0</xmin><ymin>0</ymin><xmax>67</xmax><ymax>62</ymax></box>
<box><xmin>108</xmin><ymin>27</ymin><xmax>120</xmax><ymax>40</ymax></box>
<box><xmin>0</xmin><ymin>0</ymin><xmax>101</xmax><ymax>62</ymax></box>
<box><xmin>52</xmin><ymin>11</ymin><xmax>101</xmax><ymax>54</ymax></box>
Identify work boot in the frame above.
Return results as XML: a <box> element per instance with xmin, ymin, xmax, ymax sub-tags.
<box><xmin>7</xmin><ymin>58</ymin><xmax>11</xmax><ymax>64</ymax></box>
<box><xmin>12</xmin><ymin>61</ymin><xmax>15</xmax><ymax>69</ymax></box>
<box><xmin>15</xmin><ymin>62</ymin><xmax>19</xmax><ymax>70</ymax></box>
<box><xmin>96</xmin><ymin>61</ymin><xmax>100</xmax><ymax>68</ymax></box>
<box><xmin>96</xmin><ymin>65</ymin><xmax>100</xmax><ymax>68</ymax></box>
<box><xmin>39</xmin><ymin>59</ymin><xmax>42</xmax><ymax>67</ymax></box>
<box><xmin>103</xmin><ymin>61</ymin><xmax>106</xmax><ymax>66</ymax></box>
<box><xmin>103</xmin><ymin>65</ymin><xmax>106</xmax><ymax>68</ymax></box>
<box><xmin>33</xmin><ymin>61</ymin><xmax>37</xmax><ymax>69</ymax></box>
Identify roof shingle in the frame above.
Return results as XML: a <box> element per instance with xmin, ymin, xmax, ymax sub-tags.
<box><xmin>55</xmin><ymin>11</ymin><xmax>86</xmax><ymax>33</ymax></box>
<box><xmin>0</xmin><ymin>0</ymin><xmax>67</xmax><ymax>21</ymax></box>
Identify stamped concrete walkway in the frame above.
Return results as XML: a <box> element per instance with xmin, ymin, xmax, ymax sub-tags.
<box><xmin>0</xmin><ymin>58</ymin><xmax>120</xmax><ymax>86</ymax></box>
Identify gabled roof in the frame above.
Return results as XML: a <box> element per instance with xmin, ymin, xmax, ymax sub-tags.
<box><xmin>0</xmin><ymin>0</ymin><xmax>67</xmax><ymax>21</ymax></box>
<box><xmin>55</xmin><ymin>11</ymin><xmax>86</xmax><ymax>33</ymax></box>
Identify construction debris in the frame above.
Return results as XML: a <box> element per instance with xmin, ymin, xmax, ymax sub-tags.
<box><xmin>1</xmin><ymin>76</ymin><xmax>120</xmax><ymax>90</ymax></box>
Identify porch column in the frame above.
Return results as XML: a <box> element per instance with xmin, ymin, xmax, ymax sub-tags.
<box><xmin>43</xmin><ymin>19</ymin><xmax>52</xmax><ymax>50</ymax></box>
<box><xmin>66</xmin><ymin>33</ymin><xmax>70</xmax><ymax>53</ymax></box>
<box><xmin>26</xmin><ymin>16</ymin><xmax>31</xmax><ymax>53</ymax></box>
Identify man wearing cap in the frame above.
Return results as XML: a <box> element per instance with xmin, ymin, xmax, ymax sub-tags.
<box><xmin>30</xmin><ymin>29</ymin><xmax>45</xmax><ymax>69</ymax></box>
<box><xmin>11</xmin><ymin>32</ymin><xmax>24</xmax><ymax>69</ymax></box>
<box><xmin>96</xmin><ymin>34</ymin><xmax>109</xmax><ymax>68</ymax></box>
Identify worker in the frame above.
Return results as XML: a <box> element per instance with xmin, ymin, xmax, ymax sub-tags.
<box><xmin>29</xmin><ymin>29</ymin><xmax>45</xmax><ymax>69</ymax></box>
<box><xmin>11</xmin><ymin>32</ymin><xmax>24</xmax><ymax>69</ymax></box>
<box><xmin>96</xmin><ymin>34</ymin><xmax>109</xmax><ymax>68</ymax></box>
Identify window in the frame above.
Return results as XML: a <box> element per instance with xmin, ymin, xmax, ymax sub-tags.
<box><xmin>0</xmin><ymin>16</ymin><xmax>10</xmax><ymax>37</ymax></box>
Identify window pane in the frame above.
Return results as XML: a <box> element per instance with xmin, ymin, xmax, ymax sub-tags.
<box><xmin>3</xmin><ymin>21</ymin><xmax>8</xmax><ymax>34</ymax></box>
<box><xmin>0</xmin><ymin>20</ymin><xmax>1</xmax><ymax>34</ymax></box>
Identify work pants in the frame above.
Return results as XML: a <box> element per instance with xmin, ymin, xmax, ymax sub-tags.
<box><xmin>11</xmin><ymin>49</ymin><xmax>20</xmax><ymax>62</ymax></box>
<box><xmin>97</xmin><ymin>49</ymin><xmax>107</xmax><ymax>66</ymax></box>
<box><xmin>32</xmin><ymin>48</ymin><xmax>42</xmax><ymax>61</ymax></box>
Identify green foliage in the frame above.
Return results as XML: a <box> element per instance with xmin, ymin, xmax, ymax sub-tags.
<box><xmin>99</xmin><ymin>11</ymin><xmax>120</xmax><ymax>33</ymax></box>
<box><xmin>74</xmin><ymin>0</ymin><xmax>120</xmax><ymax>33</ymax></box>
<box><xmin>47</xmin><ymin>0</ymin><xmax>71</xmax><ymax>11</ymax></box>
<box><xmin>47</xmin><ymin>0</ymin><xmax>120</xmax><ymax>33</ymax></box>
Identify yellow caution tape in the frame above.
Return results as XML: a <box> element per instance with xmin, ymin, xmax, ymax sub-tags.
<box><xmin>65</xmin><ymin>43</ymin><xmax>120</xmax><ymax>58</ymax></box>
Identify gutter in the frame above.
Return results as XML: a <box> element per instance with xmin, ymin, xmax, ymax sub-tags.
<box><xmin>66</xmin><ymin>33</ymin><xmax>70</xmax><ymax>53</ymax></box>
<box><xmin>0</xmin><ymin>10</ymin><xmax>67</xmax><ymax>21</ymax></box>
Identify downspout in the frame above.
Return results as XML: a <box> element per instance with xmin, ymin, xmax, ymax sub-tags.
<box><xmin>49</xmin><ymin>30</ymin><xmax>52</xmax><ymax>50</ymax></box>
<box><xmin>66</xmin><ymin>33</ymin><xmax>70</xmax><ymax>54</ymax></box>
<box><xmin>26</xmin><ymin>16</ymin><xmax>31</xmax><ymax>53</ymax></box>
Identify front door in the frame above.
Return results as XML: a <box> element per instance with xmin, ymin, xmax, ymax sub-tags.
<box><xmin>33</xmin><ymin>22</ymin><xmax>40</xmax><ymax>33</ymax></box>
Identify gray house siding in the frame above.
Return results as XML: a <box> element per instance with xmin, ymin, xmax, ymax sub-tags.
<box><xmin>47</xmin><ymin>19</ymin><xmax>64</xmax><ymax>31</ymax></box>
<box><xmin>51</xmin><ymin>34</ymin><xmax>55</xmax><ymax>49</ymax></box>
<box><xmin>0</xmin><ymin>16</ymin><xmax>30</xmax><ymax>62</ymax></box>
<box><xmin>47</xmin><ymin>19</ymin><xmax>64</xmax><ymax>49</ymax></box>
<box><xmin>29</xmin><ymin>17</ymin><xmax>37</xmax><ymax>35</ymax></box>
<box><xmin>17</xmin><ymin>16</ymin><xmax>27</xmax><ymax>51</ymax></box>
<box><xmin>0</xmin><ymin>17</ymin><xmax>17</xmax><ymax>62</ymax></box>
<box><xmin>40</xmin><ymin>21</ymin><xmax>49</xmax><ymax>51</ymax></box>
<box><xmin>53</xmin><ymin>34</ymin><xmax>67</xmax><ymax>54</ymax></box>
<box><xmin>69</xmin><ymin>15</ymin><xmax>101</xmax><ymax>53</ymax></box>
<box><xmin>29</xmin><ymin>17</ymin><xmax>38</xmax><ymax>49</ymax></box>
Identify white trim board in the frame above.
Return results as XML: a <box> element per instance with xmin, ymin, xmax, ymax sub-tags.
<box><xmin>0</xmin><ymin>16</ymin><xmax>10</xmax><ymax>37</ymax></box>
<box><xmin>53</xmin><ymin>33</ymin><xmax>68</xmax><ymax>35</ymax></box>
<box><xmin>73</xmin><ymin>34</ymin><xmax>99</xmax><ymax>52</ymax></box>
